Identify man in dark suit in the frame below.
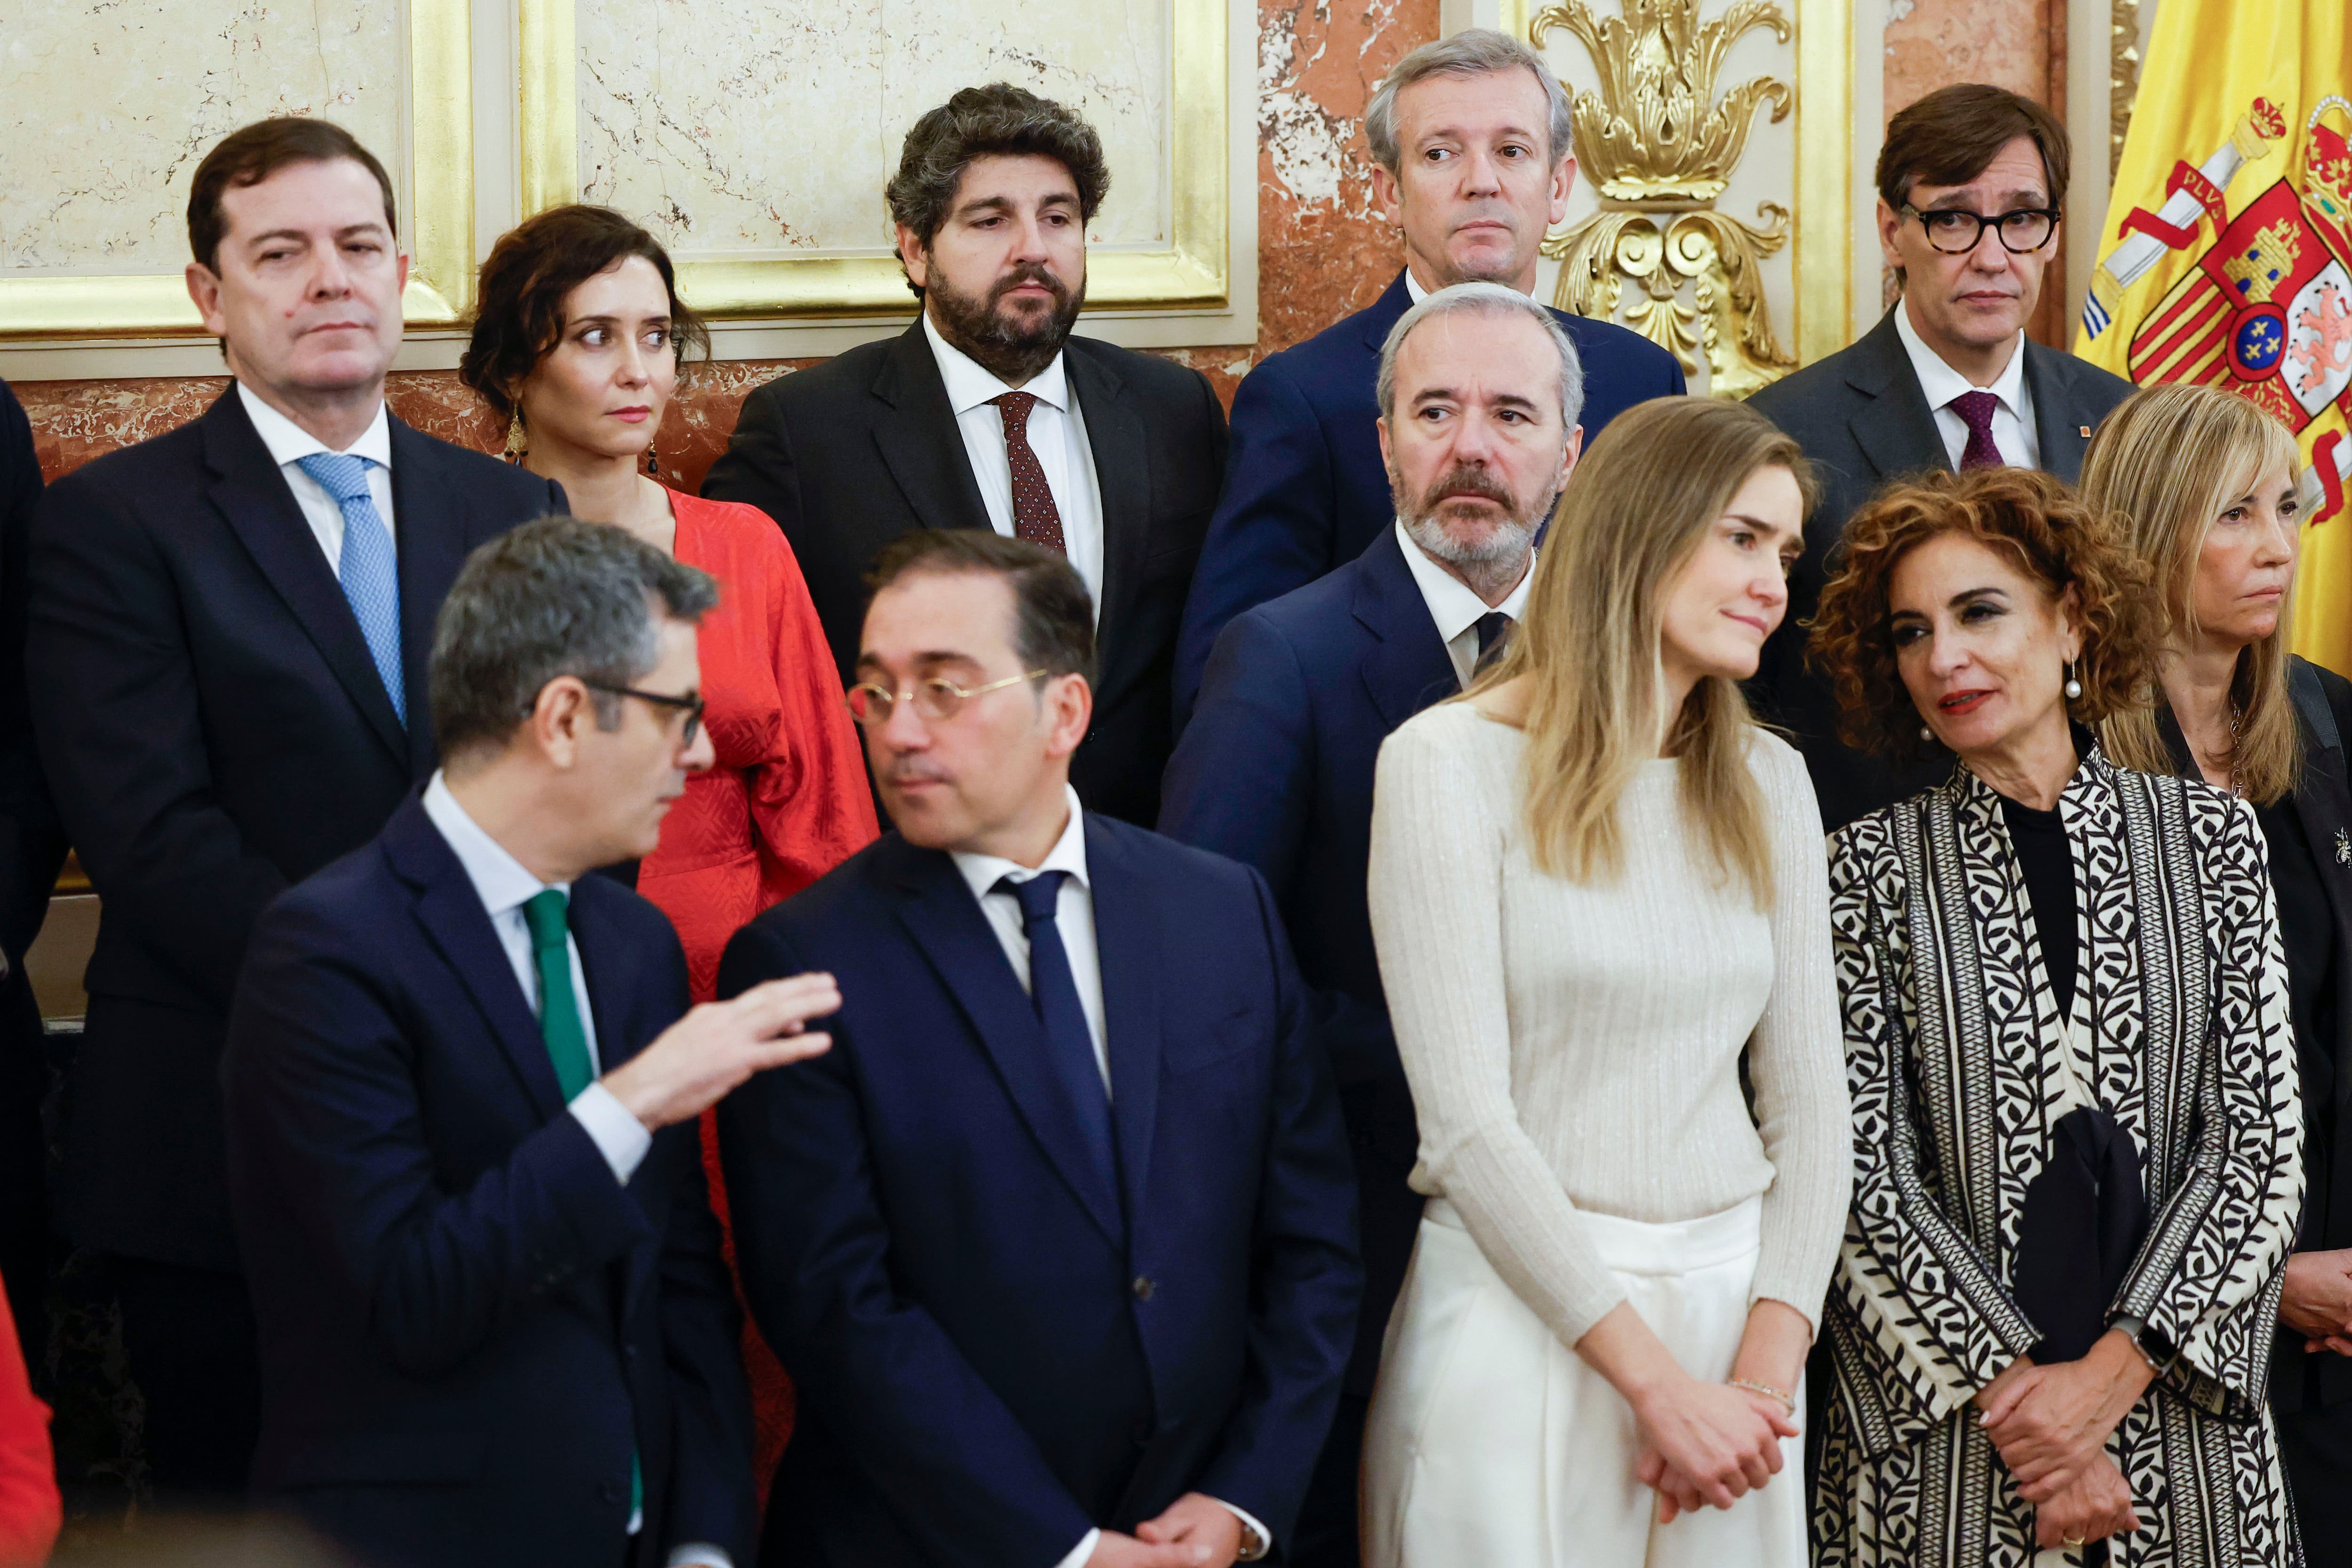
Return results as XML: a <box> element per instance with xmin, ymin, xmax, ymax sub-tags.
<box><xmin>703</xmin><ymin>84</ymin><xmax>1227</xmax><ymax>829</ymax></box>
<box><xmin>24</xmin><ymin>118</ymin><xmax>563</xmax><ymax>1499</ymax></box>
<box><xmin>1160</xmin><ymin>282</ymin><xmax>1581</xmax><ymax>1568</ymax></box>
<box><xmin>1171</xmin><ymin>27</ymin><xmax>1683</xmax><ymax>724</ymax></box>
<box><xmin>224</xmin><ymin>519</ymin><xmax>825</xmax><ymax>1568</ymax></box>
<box><xmin>1746</xmin><ymin>83</ymin><xmax>2136</xmax><ymax>829</ymax></box>
<box><xmin>0</xmin><ymin>378</ymin><xmax>63</xmax><ymax>1376</ymax></box>
<box><xmin>717</xmin><ymin>530</ymin><xmax>1360</xmax><ymax>1568</ymax></box>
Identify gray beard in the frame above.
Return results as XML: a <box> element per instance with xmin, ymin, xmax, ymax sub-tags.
<box><xmin>1401</xmin><ymin>509</ymin><xmax>1536</xmax><ymax>604</ymax></box>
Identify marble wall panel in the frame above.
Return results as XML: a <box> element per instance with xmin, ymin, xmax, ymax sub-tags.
<box><xmin>0</xmin><ymin>0</ymin><xmax>402</xmax><ymax>272</ymax></box>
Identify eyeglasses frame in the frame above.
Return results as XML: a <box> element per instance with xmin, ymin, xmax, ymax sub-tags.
<box><xmin>1898</xmin><ymin>202</ymin><xmax>2061</xmax><ymax>255</ymax></box>
<box><xmin>579</xmin><ymin>679</ymin><xmax>707</xmax><ymax>747</ymax></box>
<box><xmin>844</xmin><ymin>668</ymin><xmax>1052</xmax><ymax>729</ymax></box>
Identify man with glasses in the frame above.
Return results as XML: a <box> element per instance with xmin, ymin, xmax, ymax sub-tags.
<box><xmin>715</xmin><ymin>529</ymin><xmax>1360</xmax><ymax>1568</ymax></box>
<box><xmin>1745</xmin><ymin>82</ymin><xmax>2135</xmax><ymax>830</ymax></box>
<box><xmin>223</xmin><ymin>518</ymin><xmax>839</xmax><ymax>1568</ymax></box>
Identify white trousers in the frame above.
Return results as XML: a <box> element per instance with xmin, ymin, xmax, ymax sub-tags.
<box><xmin>1361</xmin><ymin>1194</ymin><xmax>1806</xmax><ymax>1568</ymax></box>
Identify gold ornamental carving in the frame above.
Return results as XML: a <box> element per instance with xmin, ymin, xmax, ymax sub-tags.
<box><xmin>1533</xmin><ymin>0</ymin><xmax>1796</xmax><ymax>398</ymax></box>
<box><xmin>2111</xmin><ymin>0</ymin><xmax>2143</xmax><ymax>180</ymax></box>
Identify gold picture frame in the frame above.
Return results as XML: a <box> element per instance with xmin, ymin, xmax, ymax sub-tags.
<box><xmin>516</xmin><ymin>0</ymin><xmax>1229</xmax><ymax>318</ymax></box>
<box><xmin>0</xmin><ymin>0</ymin><xmax>477</xmax><ymax>341</ymax></box>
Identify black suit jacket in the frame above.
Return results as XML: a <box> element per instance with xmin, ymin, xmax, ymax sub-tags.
<box><xmin>25</xmin><ymin>390</ymin><xmax>563</xmax><ymax>1267</ymax></box>
<box><xmin>701</xmin><ymin>320</ymin><xmax>1229</xmax><ymax>828</ymax></box>
<box><xmin>1158</xmin><ymin>525</ymin><xmax>1455</xmax><ymax>1397</ymax></box>
<box><xmin>222</xmin><ymin>796</ymin><xmax>754</xmax><ymax>1568</ymax></box>
<box><xmin>1744</xmin><ymin>308</ymin><xmax>2137</xmax><ymax>829</ymax></box>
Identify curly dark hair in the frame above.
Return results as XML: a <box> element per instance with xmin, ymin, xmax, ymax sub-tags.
<box><xmin>459</xmin><ymin>205</ymin><xmax>709</xmax><ymax>420</ymax></box>
<box><xmin>1807</xmin><ymin>466</ymin><xmax>2161</xmax><ymax>761</ymax></box>
<box><xmin>885</xmin><ymin>84</ymin><xmax>1109</xmax><ymax>298</ymax></box>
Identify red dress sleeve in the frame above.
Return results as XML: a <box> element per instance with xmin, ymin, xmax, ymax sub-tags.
<box><xmin>0</xmin><ymin>1286</ymin><xmax>59</xmax><ymax>1568</ymax></box>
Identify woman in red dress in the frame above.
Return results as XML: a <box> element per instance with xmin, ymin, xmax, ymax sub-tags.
<box><xmin>461</xmin><ymin>206</ymin><xmax>877</xmax><ymax>1493</ymax></box>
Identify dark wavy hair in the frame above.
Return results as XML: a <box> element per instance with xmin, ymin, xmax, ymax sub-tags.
<box><xmin>1808</xmin><ymin>466</ymin><xmax>2161</xmax><ymax>761</ymax></box>
<box><xmin>459</xmin><ymin>205</ymin><xmax>709</xmax><ymax>420</ymax></box>
<box><xmin>885</xmin><ymin>84</ymin><xmax>1109</xmax><ymax>297</ymax></box>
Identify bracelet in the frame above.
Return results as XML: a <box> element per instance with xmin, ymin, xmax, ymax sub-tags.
<box><xmin>1728</xmin><ymin>1377</ymin><xmax>1796</xmax><ymax>1415</ymax></box>
<box><xmin>2122</xmin><ymin>1329</ymin><xmax>2165</xmax><ymax>1378</ymax></box>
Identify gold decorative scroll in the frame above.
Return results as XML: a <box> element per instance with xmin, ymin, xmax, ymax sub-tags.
<box><xmin>2112</xmin><ymin>0</ymin><xmax>2143</xmax><ymax>180</ymax></box>
<box><xmin>1533</xmin><ymin>0</ymin><xmax>1798</xmax><ymax>398</ymax></box>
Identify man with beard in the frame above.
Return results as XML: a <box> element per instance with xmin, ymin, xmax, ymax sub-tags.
<box><xmin>1159</xmin><ymin>282</ymin><xmax>1581</xmax><ymax>1568</ymax></box>
<box><xmin>704</xmin><ymin>84</ymin><xmax>1228</xmax><ymax>828</ymax></box>
<box><xmin>1171</xmin><ymin>28</ymin><xmax>1680</xmax><ymax>728</ymax></box>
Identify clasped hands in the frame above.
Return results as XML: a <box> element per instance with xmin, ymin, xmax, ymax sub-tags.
<box><xmin>1974</xmin><ymin>1332</ymin><xmax>2154</xmax><ymax>1551</ymax></box>
<box><xmin>1632</xmin><ymin>1377</ymin><xmax>1799</xmax><ymax>1522</ymax></box>
<box><xmin>1086</xmin><ymin>1493</ymin><xmax>1244</xmax><ymax>1568</ymax></box>
<box><xmin>2280</xmin><ymin>1249</ymin><xmax>2352</xmax><ymax>1356</ymax></box>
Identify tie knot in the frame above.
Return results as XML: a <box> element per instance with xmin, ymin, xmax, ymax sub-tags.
<box><xmin>1949</xmin><ymin>389</ymin><xmax>2001</xmax><ymax>436</ymax></box>
<box><xmin>995</xmin><ymin>869</ymin><xmax>1067</xmax><ymax>925</ymax></box>
<box><xmin>296</xmin><ymin>450</ymin><xmax>375</xmax><ymax>502</ymax></box>
<box><xmin>992</xmin><ymin>391</ymin><xmax>1038</xmax><ymax>435</ymax></box>
<box><xmin>520</xmin><ymin>888</ymin><xmax>570</xmax><ymax>954</ymax></box>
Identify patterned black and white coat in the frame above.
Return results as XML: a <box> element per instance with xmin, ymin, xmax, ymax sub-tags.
<box><xmin>1812</xmin><ymin>748</ymin><xmax>2305</xmax><ymax>1567</ymax></box>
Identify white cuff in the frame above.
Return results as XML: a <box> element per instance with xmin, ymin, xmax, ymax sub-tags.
<box><xmin>666</xmin><ymin>1545</ymin><xmax>732</xmax><ymax>1568</ymax></box>
<box><xmin>1053</xmin><ymin>1528</ymin><xmax>1100</xmax><ymax>1568</ymax></box>
<box><xmin>570</xmin><ymin>1081</ymin><xmax>654</xmax><ymax>1185</ymax></box>
<box><xmin>1211</xmin><ymin>1498</ymin><xmax>1272</xmax><ymax>1561</ymax></box>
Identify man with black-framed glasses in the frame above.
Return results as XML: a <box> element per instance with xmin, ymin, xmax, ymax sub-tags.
<box><xmin>1745</xmin><ymin>82</ymin><xmax>2135</xmax><ymax>831</ymax></box>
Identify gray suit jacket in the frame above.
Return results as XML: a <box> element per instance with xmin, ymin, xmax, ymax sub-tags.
<box><xmin>1744</xmin><ymin>307</ymin><xmax>2136</xmax><ymax>830</ymax></box>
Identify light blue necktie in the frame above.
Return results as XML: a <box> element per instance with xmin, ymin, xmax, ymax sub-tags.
<box><xmin>295</xmin><ymin>452</ymin><xmax>405</xmax><ymax>723</ymax></box>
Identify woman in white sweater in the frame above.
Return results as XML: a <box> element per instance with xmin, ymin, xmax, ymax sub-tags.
<box><xmin>1363</xmin><ymin>396</ymin><xmax>1851</xmax><ymax>1567</ymax></box>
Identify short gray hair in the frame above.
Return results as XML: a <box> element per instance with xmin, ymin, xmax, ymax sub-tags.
<box><xmin>1377</xmin><ymin>281</ymin><xmax>1585</xmax><ymax>430</ymax></box>
<box><xmin>1365</xmin><ymin>29</ymin><xmax>1575</xmax><ymax>175</ymax></box>
<box><xmin>431</xmin><ymin>517</ymin><xmax>719</xmax><ymax>763</ymax></box>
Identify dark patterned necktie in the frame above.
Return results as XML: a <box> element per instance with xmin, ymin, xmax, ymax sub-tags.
<box><xmin>990</xmin><ymin>391</ymin><xmax>1066</xmax><ymax>555</ymax></box>
<box><xmin>997</xmin><ymin>871</ymin><xmax>1116</xmax><ymax>1202</ymax></box>
<box><xmin>1473</xmin><ymin>611</ymin><xmax>1515</xmax><ymax>678</ymax></box>
<box><xmin>1950</xmin><ymin>390</ymin><xmax>2004</xmax><ymax>471</ymax></box>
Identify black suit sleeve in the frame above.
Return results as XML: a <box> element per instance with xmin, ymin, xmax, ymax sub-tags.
<box><xmin>714</xmin><ymin>918</ymin><xmax>1097</xmax><ymax>1568</ymax></box>
<box><xmin>1191</xmin><ymin>867</ymin><xmax>1361</xmax><ymax>1540</ymax></box>
<box><xmin>0</xmin><ymin>382</ymin><xmax>63</xmax><ymax>967</ymax></box>
<box><xmin>26</xmin><ymin>468</ymin><xmax>289</xmax><ymax>1010</ymax></box>
<box><xmin>700</xmin><ymin>383</ymin><xmax>802</xmax><ymax>543</ymax></box>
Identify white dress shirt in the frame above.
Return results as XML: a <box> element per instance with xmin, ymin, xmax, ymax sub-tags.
<box><xmin>1394</xmin><ymin>519</ymin><xmax>1537</xmax><ymax>689</ymax></box>
<box><xmin>949</xmin><ymin>786</ymin><xmax>1271</xmax><ymax>1568</ymax></box>
<box><xmin>1892</xmin><ymin>299</ymin><xmax>2041</xmax><ymax>471</ymax></box>
<box><xmin>236</xmin><ymin>382</ymin><xmax>397</xmax><ymax>571</ymax></box>
<box><xmin>922</xmin><ymin>312</ymin><xmax>1106</xmax><ymax>619</ymax></box>
<box><xmin>420</xmin><ymin>776</ymin><xmax>730</xmax><ymax>1568</ymax></box>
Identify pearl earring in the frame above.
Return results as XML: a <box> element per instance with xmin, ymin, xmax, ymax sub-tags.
<box><xmin>2063</xmin><ymin>659</ymin><xmax>2083</xmax><ymax>700</ymax></box>
<box><xmin>1920</xmin><ymin>724</ymin><xmax>1933</xmax><ymax>743</ymax></box>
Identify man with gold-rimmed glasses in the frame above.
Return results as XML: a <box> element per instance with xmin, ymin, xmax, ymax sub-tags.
<box><xmin>714</xmin><ymin>528</ymin><xmax>1360</xmax><ymax>1568</ymax></box>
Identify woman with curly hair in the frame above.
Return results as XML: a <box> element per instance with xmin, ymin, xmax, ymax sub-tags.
<box><xmin>1806</xmin><ymin>465</ymin><xmax>2304</xmax><ymax>1565</ymax></box>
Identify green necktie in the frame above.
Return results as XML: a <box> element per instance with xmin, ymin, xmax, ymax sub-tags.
<box><xmin>520</xmin><ymin>889</ymin><xmax>594</xmax><ymax>1098</ymax></box>
<box><xmin>518</xmin><ymin>889</ymin><xmax>642</xmax><ymax>1527</ymax></box>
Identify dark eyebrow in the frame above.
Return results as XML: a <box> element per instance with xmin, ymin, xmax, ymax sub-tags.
<box><xmin>1724</xmin><ymin>511</ymin><xmax>1801</xmax><ymax>549</ymax></box>
<box><xmin>566</xmin><ymin>312</ymin><xmax>672</xmax><ymax>329</ymax></box>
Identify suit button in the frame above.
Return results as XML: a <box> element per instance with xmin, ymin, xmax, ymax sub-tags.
<box><xmin>1132</xmin><ymin>1276</ymin><xmax>1155</xmax><ymax>1302</ymax></box>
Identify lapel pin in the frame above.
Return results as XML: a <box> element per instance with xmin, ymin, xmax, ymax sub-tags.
<box><xmin>2336</xmin><ymin>827</ymin><xmax>2349</xmax><ymax>867</ymax></box>
<box><xmin>2078</xmin><ymin>425</ymin><xmax>2092</xmax><ymax>438</ymax></box>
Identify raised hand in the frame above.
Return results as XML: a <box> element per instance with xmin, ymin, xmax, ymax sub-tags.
<box><xmin>601</xmin><ymin>972</ymin><xmax>840</xmax><ymax>1130</ymax></box>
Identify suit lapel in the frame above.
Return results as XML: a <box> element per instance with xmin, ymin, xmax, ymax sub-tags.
<box><xmin>1354</xmin><ymin>528</ymin><xmax>1463</xmax><ymax>729</ymax></box>
<box><xmin>2289</xmin><ymin>735</ymin><xmax>2352</xmax><ymax>1121</ymax></box>
<box><xmin>869</xmin><ymin>322</ymin><xmax>993</xmax><ymax>535</ymax></box>
<box><xmin>387</xmin><ymin>422</ymin><xmax>479</xmax><ymax>773</ymax></box>
<box><xmin>1843</xmin><ymin>311</ymin><xmax>1951</xmax><ymax>486</ymax></box>
<box><xmin>1358</xmin><ymin>271</ymin><xmax>1416</xmax><ymax>354</ymax></box>
<box><xmin>203</xmin><ymin>391</ymin><xmax>410</xmax><ymax>767</ymax></box>
<box><xmin>1086</xmin><ymin>820</ymin><xmax>1160</xmax><ymax>1228</ymax></box>
<box><xmin>2023</xmin><ymin>342</ymin><xmax>2094</xmax><ymax>483</ymax></box>
<box><xmin>1069</xmin><ymin>344</ymin><xmax>1152</xmax><ymax>662</ymax></box>
<box><xmin>888</xmin><ymin>844</ymin><xmax>1126</xmax><ymax>1245</ymax></box>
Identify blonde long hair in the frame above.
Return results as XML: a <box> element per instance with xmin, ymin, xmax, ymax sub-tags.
<box><xmin>2082</xmin><ymin>383</ymin><xmax>2304</xmax><ymax>803</ymax></box>
<box><xmin>1468</xmin><ymin>397</ymin><xmax>1814</xmax><ymax>905</ymax></box>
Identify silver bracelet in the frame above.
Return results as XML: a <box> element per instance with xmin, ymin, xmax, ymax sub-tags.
<box><xmin>1728</xmin><ymin>1377</ymin><xmax>1796</xmax><ymax>1415</ymax></box>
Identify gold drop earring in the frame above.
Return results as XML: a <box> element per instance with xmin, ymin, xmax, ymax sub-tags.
<box><xmin>503</xmin><ymin>406</ymin><xmax>527</xmax><ymax>462</ymax></box>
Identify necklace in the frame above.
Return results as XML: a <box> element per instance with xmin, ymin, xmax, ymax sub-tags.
<box><xmin>2225</xmin><ymin>699</ymin><xmax>2245</xmax><ymax>799</ymax></box>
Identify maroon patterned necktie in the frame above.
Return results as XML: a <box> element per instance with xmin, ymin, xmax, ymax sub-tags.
<box><xmin>990</xmin><ymin>391</ymin><xmax>1066</xmax><ymax>555</ymax></box>
<box><xmin>1950</xmin><ymin>390</ymin><xmax>2004</xmax><ymax>471</ymax></box>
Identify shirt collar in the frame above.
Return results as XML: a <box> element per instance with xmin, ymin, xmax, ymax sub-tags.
<box><xmin>1403</xmin><ymin>268</ymin><xmax>1430</xmax><ymax>306</ymax></box>
<box><xmin>951</xmin><ymin>785</ymin><xmax>1091</xmax><ymax>906</ymax></box>
<box><xmin>236</xmin><ymin>381</ymin><xmax>393</xmax><ymax>471</ymax></box>
<box><xmin>922</xmin><ymin>310</ymin><xmax>1070</xmax><ymax>417</ymax></box>
<box><xmin>1892</xmin><ymin>298</ymin><xmax>2027</xmax><ymax>419</ymax></box>
<box><xmin>1393</xmin><ymin>517</ymin><xmax>1534</xmax><ymax>645</ymax></box>
<box><xmin>421</xmin><ymin>771</ymin><xmax>570</xmax><ymax>921</ymax></box>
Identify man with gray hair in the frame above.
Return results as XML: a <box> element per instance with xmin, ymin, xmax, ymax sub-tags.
<box><xmin>1172</xmin><ymin>26</ymin><xmax>1680</xmax><ymax>725</ymax></box>
<box><xmin>1161</xmin><ymin>282</ymin><xmax>1584</xmax><ymax>1567</ymax></box>
<box><xmin>222</xmin><ymin>517</ymin><xmax>840</xmax><ymax>1568</ymax></box>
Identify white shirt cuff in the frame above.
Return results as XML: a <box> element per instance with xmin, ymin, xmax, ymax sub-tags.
<box><xmin>569</xmin><ymin>1082</ymin><xmax>654</xmax><ymax>1185</ymax></box>
<box><xmin>1212</xmin><ymin>1498</ymin><xmax>1272</xmax><ymax>1560</ymax></box>
<box><xmin>666</xmin><ymin>1546</ymin><xmax>732</xmax><ymax>1568</ymax></box>
<box><xmin>1054</xmin><ymin>1528</ymin><xmax>1100</xmax><ymax>1568</ymax></box>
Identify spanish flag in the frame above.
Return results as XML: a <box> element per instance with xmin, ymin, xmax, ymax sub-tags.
<box><xmin>2077</xmin><ymin>0</ymin><xmax>2352</xmax><ymax>670</ymax></box>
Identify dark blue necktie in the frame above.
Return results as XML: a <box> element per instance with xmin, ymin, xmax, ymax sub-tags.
<box><xmin>997</xmin><ymin>871</ymin><xmax>1118</xmax><ymax>1202</ymax></box>
<box><xmin>1474</xmin><ymin>611</ymin><xmax>1515</xmax><ymax>677</ymax></box>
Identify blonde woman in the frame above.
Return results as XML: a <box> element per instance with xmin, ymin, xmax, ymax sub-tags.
<box><xmin>1362</xmin><ymin>397</ymin><xmax>1850</xmax><ymax>1566</ymax></box>
<box><xmin>2084</xmin><ymin>382</ymin><xmax>2352</xmax><ymax>1547</ymax></box>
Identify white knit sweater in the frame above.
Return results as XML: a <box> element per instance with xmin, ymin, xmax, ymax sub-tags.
<box><xmin>1367</xmin><ymin>700</ymin><xmax>1851</xmax><ymax>1348</ymax></box>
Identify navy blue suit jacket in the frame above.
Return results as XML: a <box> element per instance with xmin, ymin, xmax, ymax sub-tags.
<box><xmin>222</xmin><ymin>796</ymin><xmax>754</xmax><ymax>1568</ymax></box>
<box><xmin>1158</xmin><ymin>525</ymin><xmax>1454</xmax><ymax>1396</ymax></box>
<box><xmin>1173</xmin><ymin>269</ymin><xmax>1685</xmax><ymax>722</ymax></box>
<box><xmin>715</xmin><ymin>814</ymin><xmax>1360</xmax><ymax>1568</ymax></box>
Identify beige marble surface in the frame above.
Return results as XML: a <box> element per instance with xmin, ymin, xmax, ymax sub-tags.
<box><xmin>0</xmin><ymin>0</ymin><xmax>403</xmax><ymax>272</ymax></box>
<box><xmin>577</xmin><ymin>0</ymin><xmax>1172</xmax><ymax>259</ymax></box>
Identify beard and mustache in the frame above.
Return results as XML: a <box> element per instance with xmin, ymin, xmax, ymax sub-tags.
<box><xmin>925</xmin><ymin>260</ymin><xmax>1085</xmax><ymax>384</ymax></box>
<box><xmin>1395</xmin><ymin>462</ymin><xmax>1548</xmax><ymax>572</ymax></box>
